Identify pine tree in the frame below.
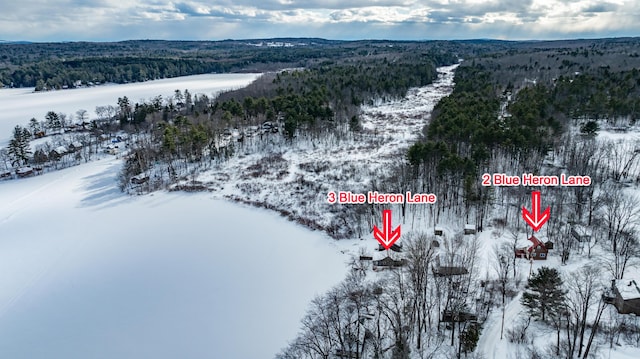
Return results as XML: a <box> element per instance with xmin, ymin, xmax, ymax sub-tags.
<box><xmin>580</xmin><ymin>120</ymin><xmax>599</xmax><ymax>136</ymax></box>
<box><xmin>45</xmin><ymin>111</ymin><xmax>61</xmax><ymax>133</ymax></box>
<box><xmin>460</xmin><ymin>322</ymin><xmax>481</xmax><ymax>355</ymax></box>
<box><xmin>521</xmin><ymin>267</ymin><xmax>565</xmax><ymax>322</ymax></box>
<box><xmin>28</xmin><ymin>118</ymin><xmax>39</xmax><ymax>136</ymax></box>
<box><xmin>7</xmin><ymin>125</ymin><xmax>32</xmax><ymax>167</ymax></box>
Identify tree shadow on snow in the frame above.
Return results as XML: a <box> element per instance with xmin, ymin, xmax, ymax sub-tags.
<box><xmin>78</xmin><ymin>162</ymin><xmax>131</xmax><ymax>210</ymax></box>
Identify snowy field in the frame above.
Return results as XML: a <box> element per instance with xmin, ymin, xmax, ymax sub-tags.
<box><xmin>0</xmin><ymin>157</ymin><xmax>348</xmax><ymax>358</ymax></box>
<box><xmin>0</xmin><ymin>73</ymin><xmax>260</xmax><ymax>145</ymax></box>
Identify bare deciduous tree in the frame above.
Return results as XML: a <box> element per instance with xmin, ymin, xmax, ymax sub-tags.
<box><xmin>493</xmin><ymin>243</ymin><xmax>513</xmax><ymax>340</ymax></box>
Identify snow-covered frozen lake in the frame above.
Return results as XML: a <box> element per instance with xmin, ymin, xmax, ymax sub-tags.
<box><xmin>0</xmin><ymin>73</ymin><xmax>260</xmax><ymax>145</ymax></box>
<box><xmin>0</xmin><ymin>158</ymin><xmax>348</xmax><ymax>358</ymax></box>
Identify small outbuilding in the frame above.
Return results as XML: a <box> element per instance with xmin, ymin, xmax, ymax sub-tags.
<box><xmin>571</xmin><ymin>225</ymin><xmax>592</xmax><ymax>243</ymax></box>
<box><xmin>433</xmin><ymin>265</ymin><xmax>469</xmax><ymax>276</ymax></box>
<box><xmin>15</xmin><ymin>167</ymin><xmax>34</xmax><ymax>178</ymax></box>
<box><xmin>611</xmin><ymin>278</ymin><xmax>640</xmax><ymax>315</ymax></box>
<box><xmin>441</xmin><ymin>310</ymin><xmax>478</xmax><ymax>323</ymax></box>
<box><xmin>464</xmin><ymin>224</ymin><xmax>476</xmax><ymax>235</ymax></box>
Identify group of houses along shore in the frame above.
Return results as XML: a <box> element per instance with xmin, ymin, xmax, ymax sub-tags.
<box><xmin>357</xmin><ymin>222</ymin><xmax>640</xmax><ymax>318</ymax></box>
<box><xmin>358</xmin><ymin>224</ymin><xmax>477</xmax><ymax>274</ymax></box>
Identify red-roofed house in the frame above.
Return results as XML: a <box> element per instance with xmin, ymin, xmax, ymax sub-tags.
<box><xmin>514</xmin><ymin>235</ymin><xmax>549</xmax><ymax>260</ymax></box>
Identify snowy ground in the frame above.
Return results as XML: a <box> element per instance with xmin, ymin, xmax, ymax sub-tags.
<box><xmin>0</xmin><ymin>73</ymin><xmax>260</xmax><ymax>146</ymax></box>
<box><xmin>474</xmin><ymin>209</ymin><xmax>640</xmax><ymax>358</ymax></box>
<box><xmin>190</xmin><ymin>64</ymin><xmax>458</xmax><ymax>240</ymax></box>
<box><xmin>0</xmin><ymin>157</ymin><xmax>349</xmax><ymax>359</ymax></box>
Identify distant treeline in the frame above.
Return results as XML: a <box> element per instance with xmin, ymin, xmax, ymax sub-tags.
<box><xmin>4</xmin><ymin>57</ymin><xmax>233</xmax><ymax>89</ymax></box>
<box><xmin>0</xmin><ymin>37</ymin><xmax>559</xmax><ymax>89</ymax></box>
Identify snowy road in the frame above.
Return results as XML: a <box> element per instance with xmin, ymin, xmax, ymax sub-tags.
<box><xmin>478</xmin><ymin>293</ymin><xmax>523</xmax><ymax>359</ymax></box>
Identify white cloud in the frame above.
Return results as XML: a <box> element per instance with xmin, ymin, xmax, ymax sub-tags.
<box><xmin>0</xmin><ymin>0</ymin><xmax>638</xmax><ymax>41</ymax></box>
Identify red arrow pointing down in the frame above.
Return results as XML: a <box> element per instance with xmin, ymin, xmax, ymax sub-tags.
<box><xmin>373</xmin><ymin>209</ymin><xmax>401</xmax><ymax>249</ymax></box>
<box><xmin>522</xmin><ymin>191</ymin><xmax>550</xmax><ymax>232</ymax></box>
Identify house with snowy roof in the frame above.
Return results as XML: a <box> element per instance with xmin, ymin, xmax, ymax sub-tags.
<box><xmin>514</xmin><ymin>235</ymin><xmax>549</xmax><ymax>260</ymax></box>
<box><xmin>377</xmin><ymin>242</ymin><xmax>403</xmax><ymax>252</ymax></box>
<box><xmin>571</xmin><ymin>224</ymin><xmax>592</xmax><ymax>243</ymax></box>
<box><xmin>49</xmin><ymin>145</ymin><xmax>68</xmax><ymax>160</ymax></box>
<box><xmin>612</xmin><ymin>278</ymin><xmax>640</xmax><ymax>315</ymax></box>
<box><xmin>68</xmin><ymin>141</ymin><xmax>83</xmax><ymax>152</ymax></box>
<box><xmin>373</xmin><ymin>256</ymin><xmax>406</xmax><ymax>269</ymax></box>
<box><xmin>432</xmin><ymin>254</ymin><xmax>469</xmax><ymax>277</ymax></box>
<box><xmin>464</xmin><ymin>224</ymin><xmax>476</xmax><ymax>235</ymax></box>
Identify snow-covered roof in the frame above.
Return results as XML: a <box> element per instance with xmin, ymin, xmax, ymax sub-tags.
<box><xmin>572</xmin><ymin>224</ymin><xmax>591</xmax><ymax>236</ymax></box>
<box><xmin>615</xmin><ymin>279</ymin><xmax>640</xmax><ymax>300</ymax></box>
<box><xmin>464</xmin><ymin>224</ymin><xmax>475</xmax><ymax>230</ymax></box>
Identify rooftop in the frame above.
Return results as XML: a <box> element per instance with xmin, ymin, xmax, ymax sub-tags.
<box><xmin>615</xmin><ymin>279</ymin><xmax>640</xmax><ymax>300</ymax></box>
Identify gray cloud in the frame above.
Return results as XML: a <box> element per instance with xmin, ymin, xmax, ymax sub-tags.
<box><xmin>583</xmin><ymin>3</ymin><xmax>618</xmax><ymax>13</ymax></box>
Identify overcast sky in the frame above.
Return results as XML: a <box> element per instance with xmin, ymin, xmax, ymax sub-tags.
<box><xmin>1</xmin><ymin>0</ymin><xmax>638</xmax><ymax>42</ymax></box>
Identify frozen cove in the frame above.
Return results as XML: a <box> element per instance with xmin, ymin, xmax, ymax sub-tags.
<box><xmin>0</xmin><ymin>158</ymin><xmax>348</xmax><ymax>359</ymax></box>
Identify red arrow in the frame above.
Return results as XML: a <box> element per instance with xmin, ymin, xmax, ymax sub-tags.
<box><xmin>373</xmin><ymin>209</ymin><xmax>401</xmax><ymax>249</ymax></box>
<box><xmin>522</xmin><ymin>191</ymin><xmax>550</xmax><ymax>232</ymax></box>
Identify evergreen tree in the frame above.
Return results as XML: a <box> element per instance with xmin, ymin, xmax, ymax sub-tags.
<box><xmin>460</xmin><ymin>322</ymin><xmax>481</xmax><ymax>355</ymax></box>
<box><xmin>521</xmin><ymin>267</ymin><xmax>565</xmax><ymax>322</ymax></box>
<box><xmin>28</xmin><ymin>118</ymin><xmax>39</xmax><ymax>136</ymax></box>
<box><xmin>7</xmin><ymin>125</ymin><xmax>32</xmax><ymax>167</ymax></box>
<box><xmin>45</xmin><ymin>111</ymin><xmax>61</xmax><ymax>133</ymax></box>
<box><xmin>580</xmin><ymin>120</ymin><xmax>599</xmax><ymax>136</ymax></box>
